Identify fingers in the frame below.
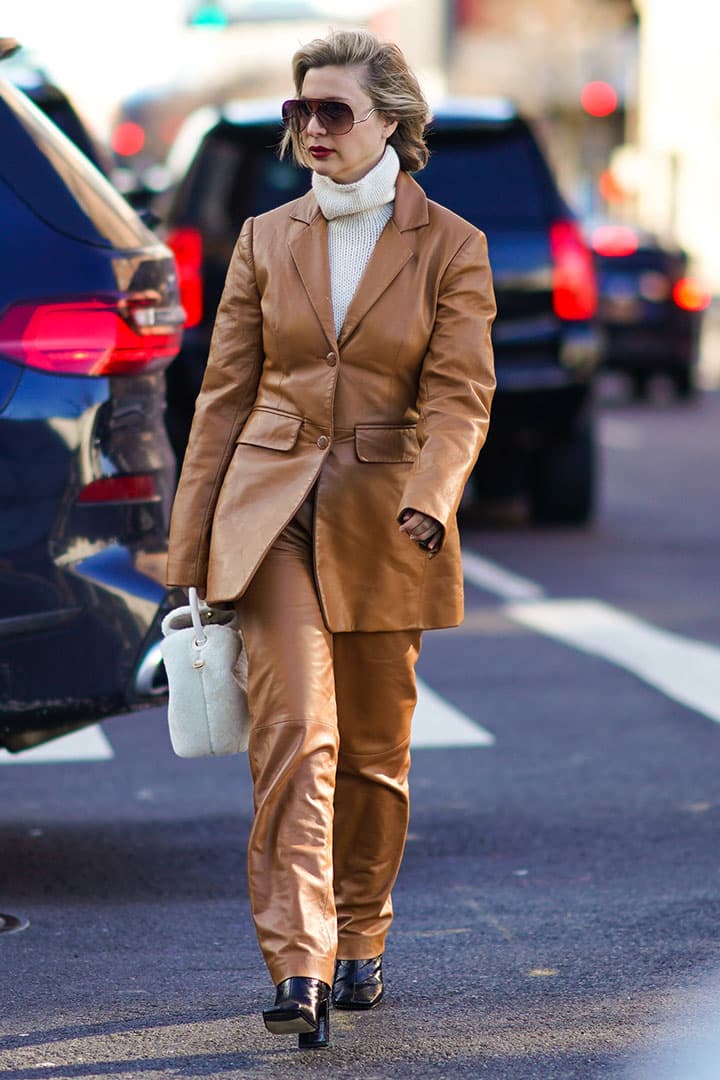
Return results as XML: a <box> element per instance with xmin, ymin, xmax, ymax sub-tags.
<box><xmin>398</xmin><ymin>509</ymin><xmax>443</xmax><ymax>551</ymax></box>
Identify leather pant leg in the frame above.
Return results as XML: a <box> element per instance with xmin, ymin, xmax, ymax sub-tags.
<box><xmin>234</xmin><ymin>499</ymin><xmax>339</xmax><ymax>987</ymax></box>
<box><xmin>332</xmin><ymin>629</ymin><xmax>422</xmax><ymax>960</ymax></box>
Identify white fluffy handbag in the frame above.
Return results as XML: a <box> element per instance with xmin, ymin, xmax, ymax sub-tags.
<box><xmin>160</xmin><ymin>587</ymin><xmax>250</xmax><ymax>757</ymax></box>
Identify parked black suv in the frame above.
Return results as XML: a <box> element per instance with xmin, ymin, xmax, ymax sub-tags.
<box><xmin>591</xmin><ymin>223</ymin><xmax>708</xmax><ymax>399</ymax></box>
<box><xmin>0</xmin><ymin>71</ymin><xmax>184</xmax><ymax>751</ymax></box>
<box><xmin>160</xmin><ymin>97</ymin><xmax>600</xmax><ymax>523</ymax></box>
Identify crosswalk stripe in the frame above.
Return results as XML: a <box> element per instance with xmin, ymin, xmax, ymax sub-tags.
<box><xmin>0</xmin><ymin>682</ymin><xmax>494</xmax><ymax>762</ymax></box>
<box><xmin>506</xmin><ymin>598</ymin><xmax>720</xmax><ymax>725</ymax></box>
<box><xmin>462</xmin><ymin>550</ymin><xmax>545</xmax><ymax>601</ymax></box>
<box><xmin>413</xmin><ymin>678</ymin><xmax>495</xmax><ymax>748</ymax></box>
<box><xmin>0</xmin><ymin>724</ymin><xmax>114</xmax><ymax>765</ymax></box>
<box><xmin>462</xmin><ymin>547</ymin><xmax>720</xmax><ymax>727</ymax></box>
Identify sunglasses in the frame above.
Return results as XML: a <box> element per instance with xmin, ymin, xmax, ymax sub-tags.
<box><xmin>281</xmin><ymin>98</ymin><xmax>377</xmax><ymax>136</ymax></box>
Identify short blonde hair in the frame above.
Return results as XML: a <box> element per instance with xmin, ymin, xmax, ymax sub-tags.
<box><xmin>279</xmin><ymin>29</ymin><xmax>430</xmax><ymax>173</ymax></box>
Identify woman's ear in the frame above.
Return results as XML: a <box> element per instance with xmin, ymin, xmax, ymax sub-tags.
<box><xmin>383</xmin><ymin>117</ymin><xmax>399</xmax><ymax>139</ymax></box>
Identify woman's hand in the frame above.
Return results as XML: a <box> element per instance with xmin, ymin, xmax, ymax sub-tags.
<box><xmin>399</xmin><ymin>508</ymin><xmax>443</xmax><ymax>552</ymax></box>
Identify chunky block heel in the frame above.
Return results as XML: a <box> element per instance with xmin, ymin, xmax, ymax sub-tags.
<box><xmin>298</xmin><ymin>997</ymin><xmax>329</xmax><ymax>1049</ymax></box>
<box><xmin>262</xmin><ymin>977</ymin><xmax>330</xmax><ymax>1048</ymax></box>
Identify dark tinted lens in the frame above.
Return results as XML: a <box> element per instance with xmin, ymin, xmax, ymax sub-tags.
<box><xmin>281</xmin><ymin>99</ymin><xmax>354</xmax><ymax>135</ymax></box>
<box><xmin>281</xmin><ymin>99</ymin><xmax>311</xmax><ymax>131</ymax></box>
<box><xmin>318</xmin><ymin>101</ymin><xmax>354</xmax><ymax>133</ymax></box>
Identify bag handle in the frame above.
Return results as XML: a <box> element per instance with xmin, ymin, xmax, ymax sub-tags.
<box><xmin>188</xmin><ymin>587</ymin><xmax>208</xmax><ymax>647</ymax></box>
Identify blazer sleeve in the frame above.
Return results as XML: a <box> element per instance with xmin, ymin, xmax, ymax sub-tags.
<box><xmin>166</xmin><ymin>217</ymin><xmax>264</xmax><ymax>587</ymax></box>
<box><xmin>398</xmin><ymin>228</ymin><xmax>496</xmax><ymax>541</ymax></box>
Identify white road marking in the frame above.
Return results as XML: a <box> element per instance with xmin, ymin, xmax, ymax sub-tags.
<box><xmin>463</xmin><ymin>550</ymin><xmax>720</xmax><ymax>726</ymax></box>
<box><xmin>598</xmin><ymin>418</ymin><xmax>644</xmax><ymax>450</ymax></box>
<box><xmin>462</xmin><ymin>550</ymin><xmax>545</xmax><ymax>601</ymax></box>
<box><xmin>506</xmin><ymin>598</ymin><xmax>720</xmax><ymax>724</ymax></box>
<box><xmin>413</xmin><ymin>678</ymin><xmax>495</xmax><ymax>747</ymax></box>
<box><xmin>0</xmin><ymin>724</ymin><xmax>114</xmax><ymax>765</ymax></box>
<box><xmin>0</xmin><ymin>690</ymin><xmax>494</xmax><ymax>762</ymax></box>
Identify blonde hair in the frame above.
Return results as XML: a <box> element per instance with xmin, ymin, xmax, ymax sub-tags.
<box><xmin>279</xmin><ymin>29</ymin><xmax>430</xmax><ymax>173</ymax></box>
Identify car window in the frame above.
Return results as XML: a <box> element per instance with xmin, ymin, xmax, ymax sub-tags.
<box><xmin>188</xmin><ymin>127</ymin><xmax>309</xmax><ymax>230</ymax></box>
<box><xmin>34</xmin><ymin>94</ymin><xmax>107</xmax><ymax>171</ymax></box>
<box><xmin>595</xmin><ymin>251</ymin><xmax>685</xmax><ymax>274</ymax></box>
<box><xmin>0</xmin><ymin>79</ymin><xmax>150</xmax><ymax>249</ymax></box>
<box><xmin>418</xmin><ymin>126</ymin><xmax>558</xmax><ymax>229</ymax></box>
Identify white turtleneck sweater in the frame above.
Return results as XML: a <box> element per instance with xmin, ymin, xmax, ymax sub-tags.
<box><xmin>312</xmin><ymin>144</ymin><xmax>400</xmax><ymax>337</ymax></box>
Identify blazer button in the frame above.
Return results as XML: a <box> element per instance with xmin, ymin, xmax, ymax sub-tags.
<box><xmin>326</xmin><ymin>352</ymin><xmax>337</xmax><ymax>366</ymax></box>
<box><xmin>317</xmin><ymin>435</ymin><xmax>330</xmax><ymax>450</ymax></box>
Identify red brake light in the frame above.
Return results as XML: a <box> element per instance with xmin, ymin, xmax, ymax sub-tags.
<box><xmin>112</xmin><ymin>121</ymin><xmax>146</xmax><ymax>157</ymax></box>
<box><xmin>0</xmin><ymin>295</ymin><xmax>183</xmax><ymax>375</ymax></box>
<box><xmin>166</xmin><ymin>227</ymin><xmax>203</xmax><ymax>328</ymax></box>
<box><xmin>591</xmin><ymin>225</ymin><xmax>639</xmax><ymax>258</ymax></box>
<box><xmin>550</xmin><ymin>220</ymin><xmax>598</xmax><ymax>320</ymax></box>
<box><xmin>581</xmin><ymin>81</ymin><xmax>618</xmax><ymax>118</ymax></box>
<box><xmin>77</xmin><ymin>474</ymin><xmax>158</xmax><ymax>504</ymax></box>
<box><xmin>672</xmin><ymin>277</ymin><xmax>711</xmax><ymax>312</ymax></box>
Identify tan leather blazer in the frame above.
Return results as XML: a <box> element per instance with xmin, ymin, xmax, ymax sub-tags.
<box><xmin>166</xmin><ymin>170</ymin><xmax>496</xmax><ymax>632</ymax></box>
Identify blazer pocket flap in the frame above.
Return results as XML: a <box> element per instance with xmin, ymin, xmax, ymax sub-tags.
<box><xmin>237</xmin><ymin>410</ymin><xmax>302</xmax><ymax>452</ymax></box>
<box><xmin>355</xmin><ymin>425</ymin><xmax>419</xmax><ymax>463</ymax></box>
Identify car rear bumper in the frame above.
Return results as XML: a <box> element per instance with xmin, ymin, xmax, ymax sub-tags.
<box><xmin>0</xmin><ymin>547</ymin><xmax>183</xmax><ymax>748</ymax></box>
<box><xmin>488</xmin><ymin>382</ymin><xmax>593</xmax><ymax>450</ymax></box>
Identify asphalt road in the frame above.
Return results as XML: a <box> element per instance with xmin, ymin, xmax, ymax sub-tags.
<box><xmin>2</xmin><ymin>380</ymin><xmax>720</xmax><ymax>1080</ymax></box>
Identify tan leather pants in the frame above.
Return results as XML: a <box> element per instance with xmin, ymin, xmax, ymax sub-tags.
<box><xmin>235</xmin><ymin>495</ymin><xmax>421</xmax><ymax>987</ymax></box>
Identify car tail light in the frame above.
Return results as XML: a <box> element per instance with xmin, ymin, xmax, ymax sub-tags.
<box><xmin>77</xmin><ymin>474</ymin><xmax>158</xmax><ymax>504</ymax></box>
<box><xmin>591</xmin><ymin>225</ymin><xmax>639</xmax><ymax>258</ymax></box>
<box><xmin>166</xmin><ymin>227</ymin><xmax>203</xmax><ymax>328</ymax></box>
<box><xmin>112</xmin><ymin>121</ymin><xmax>146</xmax><ymax>157</ymax></box>
<box><xmin>0</xmin><ymin>293</ymin><xmax>184</xmax><ymax>375</ymax></box>
<box><xmin>550</xmin><ymin>220</ymin><xmax>598</xmax><ymax>320</ymax></box>
<box><xmin>672</xmin><ymin>277</ymin><xmax>711</xmax><ymax>312</ymax></box>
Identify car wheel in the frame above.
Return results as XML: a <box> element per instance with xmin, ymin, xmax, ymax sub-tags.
<box><xmin>673</xmin><ymin>368</ymin><xmax>695</xmax><ymax>400</ymax></box>
<box><xmin>529</xmin><ymin>418</ymin><xmax>595</xmax><ymax>525</ymax></box>
<box><xmin>631</xmin><ymin>373</ymin><xmax>649</xmax><ymax>400</ymax></box>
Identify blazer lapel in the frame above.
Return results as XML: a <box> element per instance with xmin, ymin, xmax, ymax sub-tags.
<box><xmin>288</xmin><ymin>195</ymin><xmax>337</xmax><ymax>349</ymax></box>
<box><xmin>287</xmin><ymin>173</ymin><xmax>430</xmax><ymax>350</ymax></box>
<box><xmin>338</xmin><ymin>171</ymin><xmax>429</xmax><ymax>347</ymax></box>
<box><xmin>338</xmin><ymin>220</ymin><xmax>414</xmax><ymax>347</ymax></box>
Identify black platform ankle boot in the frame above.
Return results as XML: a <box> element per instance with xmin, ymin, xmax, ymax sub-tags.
<box><xmin>262</xmin><ymin>977</ymin><xmax>331</xmax><ymax>1049</ymax></box>
<box><xmin>332</xmin><ymin>955</ymin><xmax>384</xmax><ymax>1010</ymax></box>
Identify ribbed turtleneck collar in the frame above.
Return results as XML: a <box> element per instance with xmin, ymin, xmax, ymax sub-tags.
<box><xmin>312</xmin><ymin>144</ymin><xmax>400</xmax><ymax>221</ymax></box>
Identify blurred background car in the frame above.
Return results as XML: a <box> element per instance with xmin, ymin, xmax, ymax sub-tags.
<box><xmin>156</xmin><ymin>96</ymin><xmax>601</xmax><ymax>524</ymax></box>
<box><xmin>592</xmin><ymin>223</ymin><xmax>710</xmax><ymax>400</ymax></box>
<box><xmin>0</xmin><ymin>64</ymin><xmax>185</xmax><ymax>752</ymax></box>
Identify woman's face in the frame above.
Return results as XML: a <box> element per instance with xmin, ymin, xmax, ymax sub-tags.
<box><xmin>298</xmin><ymin>64</ymin><xmax>397</xmax><ymax>184</ymax></box>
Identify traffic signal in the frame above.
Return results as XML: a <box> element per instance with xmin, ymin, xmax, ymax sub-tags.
<box><xmin>188</xmin><ymin>3</ymin><xmax>229</xmax><ymax>27</ymax></box>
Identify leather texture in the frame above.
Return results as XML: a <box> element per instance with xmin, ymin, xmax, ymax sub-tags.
<box><xmin>166</xmin><ymin>170</ymin><xmax>496</xmax><ymax>632</ymax></box>
<box><xmin>263</xmin><ymin>976</ymin><xmax>330</xmax><ymax>1049</ymax></box>
<box><xmin>262</xmin><ymin>976</ymin><xmax>330</xmax><ymax>1034</ymax></box>
<box><xmin>235</xmin><ymin>496</ymin><xmax>419</xmax><ymax>986</ymax></box>
<box><xmin>332</xmin><ymin>955</ymin><xmax>384</xmax><ymax>1010</ymax></box>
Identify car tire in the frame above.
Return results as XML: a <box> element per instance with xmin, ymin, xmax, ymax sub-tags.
<box><xmin>673</xmin><ymin>368</ymin><xmax>695</xmax><ymax>400</ymax></box>
<box><xmin>631</xmin><ymin>373</ymin><xmax>649</xmax><ymax>400</ymax></box>
<box><xmin>529</xmin><ymin>418</ymin><xmax>595</xmax><ymax>526</ymax></box>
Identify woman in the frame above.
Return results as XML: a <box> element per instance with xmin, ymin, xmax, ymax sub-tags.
<box><xmin>166</xmin><ymin>28</ymin><xmax>496</xmax><ymax>1050</ymax></box>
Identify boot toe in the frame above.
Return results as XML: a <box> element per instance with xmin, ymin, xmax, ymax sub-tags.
<box><xmin>332</xmin><ymin>956</ymin><xmax>384</xmax><ymax>1010</ymax></box>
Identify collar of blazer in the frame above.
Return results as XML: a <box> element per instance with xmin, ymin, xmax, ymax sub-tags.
<box><xmin>288</xmin><ymin>171</ymin><xmax>430</xmax><ymax>349</ymax></box>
